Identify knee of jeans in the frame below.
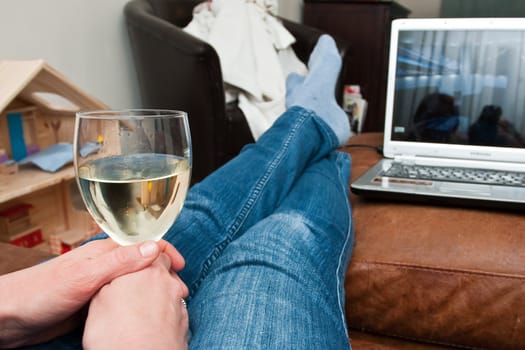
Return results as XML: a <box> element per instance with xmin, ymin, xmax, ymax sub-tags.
<box><xmin>256</xmin><ymin>212</ymin><xmax>349</xmax><ymax>258</ymax></box>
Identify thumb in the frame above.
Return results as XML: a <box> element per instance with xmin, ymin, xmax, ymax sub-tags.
<box><xmin>87</xmin><ymin>241</ymin><xmax>161</xmax><ymax>286</ymax></box>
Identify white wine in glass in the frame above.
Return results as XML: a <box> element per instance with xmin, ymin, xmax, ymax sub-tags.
<box><xmin>74</xmin><ymin>109</ymin><xmax>192</xmax><ymax>246</ymax></box>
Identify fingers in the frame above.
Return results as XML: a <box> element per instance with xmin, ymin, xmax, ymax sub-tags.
<box><xmin>83</xmin><ymin>241</ymin><xmax>161</xmax><ymax>287</ymax></box>
<box><xmin>157</xmin><ymin>239</ymin><xmax>186</xmax><ymax>271</ymax></box>
<box><xmin>70</xmin><ymin>239</ymin><xmax>186</xmax><ymax>298</ymax></box>
<box><xmin>83</xmin><ymin>256</ymin><xmax>190</xmax><ymax>350</ymax></box>
<box><xmin>170</xmin><ymin>268</ymin><xmax>190</xmax><ymax>298</ymax></box>
<box><xmin>81</xmin><ymin>238</ymin><xmax>185</xmax><ymax>271</ymax></box>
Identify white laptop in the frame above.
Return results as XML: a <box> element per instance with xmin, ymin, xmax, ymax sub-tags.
<box><xmin>351</xmin><ymin>17</ymin><xmax>525</xmax><ymax>210</ymax></box>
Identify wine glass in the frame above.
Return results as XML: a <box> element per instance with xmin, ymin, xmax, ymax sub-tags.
<box><xmin>73</xmin><ymin>109</ymin><xmax>192</xmax><ymax>246</ymax></box>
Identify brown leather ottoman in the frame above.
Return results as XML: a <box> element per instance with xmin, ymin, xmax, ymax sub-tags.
<box><xmin>342</xmin><ymin>133</ymin><xmax>525</xmax><ymax>349</ymax></box>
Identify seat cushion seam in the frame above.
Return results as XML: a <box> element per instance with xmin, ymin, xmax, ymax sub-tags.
<box><xmin>351</xmin><ymin>260</ymin><xmax>525</xmax><ymax>281</ymax></box>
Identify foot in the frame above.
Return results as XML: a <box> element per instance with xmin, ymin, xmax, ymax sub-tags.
<box><xmin>285</xmin><ymin>35</ymin><xmax>351</xmax><ymax>146</ymax></box>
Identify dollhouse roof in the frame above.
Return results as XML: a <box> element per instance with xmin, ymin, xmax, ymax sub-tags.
<box><xmin>0</xmin><ymin>60</ymin><xmax>107</xmax><ymax>114</ymax></box>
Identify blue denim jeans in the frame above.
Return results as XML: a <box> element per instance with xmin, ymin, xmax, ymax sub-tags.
<box><xmin>20</xmin><ymin>106</ymin><xmax>354</xmax><ymax>349</ymax></box>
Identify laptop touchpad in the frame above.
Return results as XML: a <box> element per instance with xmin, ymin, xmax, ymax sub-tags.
<box><xmin>438</xmin><ymin>183</ymin><xmax>492</xmax><ymax>196</ymax></box>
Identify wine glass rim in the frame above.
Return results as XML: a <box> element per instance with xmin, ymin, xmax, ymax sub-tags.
<box><xmin>76</xmin><ymin>109</ymin><xmax>187</xmax><ymax>119</ymax></box>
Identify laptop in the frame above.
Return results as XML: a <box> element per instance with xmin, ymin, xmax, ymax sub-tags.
<box><xmin>351</xmin><ymin>17</ymin><xmax>525</xmax><ymax>210</ymax></box>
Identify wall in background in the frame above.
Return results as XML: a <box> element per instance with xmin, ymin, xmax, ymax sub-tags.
<box><xmin>278</xmin><ymin>1</ymin><xmax>443</xmax><ymax>21</ymax></box>
<box><xmin>396</xmin><ymin>0</ymin><xmax>441</xmax><ymax>18</ymax></box>
<box><xmin>441</xmin><ymin>0</ymin><xmax>525</xmax><ymax>17</ymax></box>
<box><xmin>0</xmin><ymin>0</ymin><xmax>305</xmax><ymax>110</ymax></box>
<box><xmin>0</xmin><ymin>0</ymin><xmax>439</xmax><ymax>111</ymax></box>
<box><xmin>278</xmin><ymin>0</ymin><xmax>303</xmax><ymax>22</ymax></box>
<box><xmin>0</xmin><ymin>0</ymin><xmax>140</xmax><ymax>109</ymax></box>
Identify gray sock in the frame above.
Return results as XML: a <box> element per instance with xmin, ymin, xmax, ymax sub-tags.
<box><xmin>285</xmin><ymin>35</ymin><xmax>351</xmax><ymax>145</ymax></box>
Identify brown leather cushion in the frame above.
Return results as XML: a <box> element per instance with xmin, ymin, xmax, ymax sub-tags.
<box><xmin>342</xmin><ymin>133</ymin><xmax>525</xmax><ymax>349</ymax></box>
<box><xmin>349</xmin><ymin>330</ymin><xmax>455</xmax><ymax>350</ymax></box>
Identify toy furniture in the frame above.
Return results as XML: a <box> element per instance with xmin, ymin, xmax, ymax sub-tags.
<box><xmin>0</xmin><ymin>60</ymin><xmax>105</xmax><ymax>253</ymax></box>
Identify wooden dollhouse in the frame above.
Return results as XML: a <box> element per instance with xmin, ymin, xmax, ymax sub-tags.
<box><xmin>0</xmin><ymin>60</ymin><xmax>106</xmax><ymax>252</ymax></box>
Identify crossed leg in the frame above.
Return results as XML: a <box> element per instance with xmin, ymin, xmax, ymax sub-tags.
<box><xmin>186</xmin><ymin>151</ymin><xmax>353</xmax><ymax>349</ymax></box>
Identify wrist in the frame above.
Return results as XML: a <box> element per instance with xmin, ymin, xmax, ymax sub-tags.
<box><xmin>0</xmin><ymin>273</ymin><xmax>29</xmax><ymax>348</ymax></box>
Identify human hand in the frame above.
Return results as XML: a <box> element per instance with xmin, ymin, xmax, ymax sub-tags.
<box><xmin>285</xmin><ymin>34</ymin><xmax>351</xmax><ymax>145</ymax></box>
<box><xmin>0</xmin><ymin>239</ymin><xmax>184</xmax><ymax>348</ymax></box>
<box><xmin>83</xmin><ymin>253</ymin><xmax>189</xmax><ymax>350</ymax></box>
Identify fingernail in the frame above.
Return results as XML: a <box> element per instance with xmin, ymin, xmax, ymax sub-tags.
<box><xmin>139</xmin><ymin>241</ymin><xmax>158</xmax><ymax>257</ymax></box>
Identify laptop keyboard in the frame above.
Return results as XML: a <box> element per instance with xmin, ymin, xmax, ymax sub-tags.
<box><xmin>381</xmin><ymin>163</ymin><xmax>525</xmax><ymax>187</ymax></box>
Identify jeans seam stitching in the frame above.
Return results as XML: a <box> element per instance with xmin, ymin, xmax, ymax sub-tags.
<box><xmin>193</xmin><ymin>108</ymin><xmax>311</xmax><ymax>292</ymax></box>
<box><xmin>226</xmin><ymin>107</ymin><xmax>310</xmax><ymax>237</ymax></box>
<box><xmin>334</xmin><ymin>152</ymin><xmax>353</xmax><ymax>343</ymax></box>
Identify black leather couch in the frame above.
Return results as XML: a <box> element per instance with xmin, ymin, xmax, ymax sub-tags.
<box><xmin>124</xmin><ymin>0</ymin><xmax>350</xmax><ymax>183</ymax></box>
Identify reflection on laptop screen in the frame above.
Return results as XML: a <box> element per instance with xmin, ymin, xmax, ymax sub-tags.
<box><xmin>391</xmin><ymin>29</ymin><xmax>525</xmax><ymax>149</ymax></box>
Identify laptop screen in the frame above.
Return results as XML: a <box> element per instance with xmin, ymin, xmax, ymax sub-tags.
<box><xmin>389</xmin><ymin>22</ymin><xmax>525</xmax><ymax>149</ymax></box>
